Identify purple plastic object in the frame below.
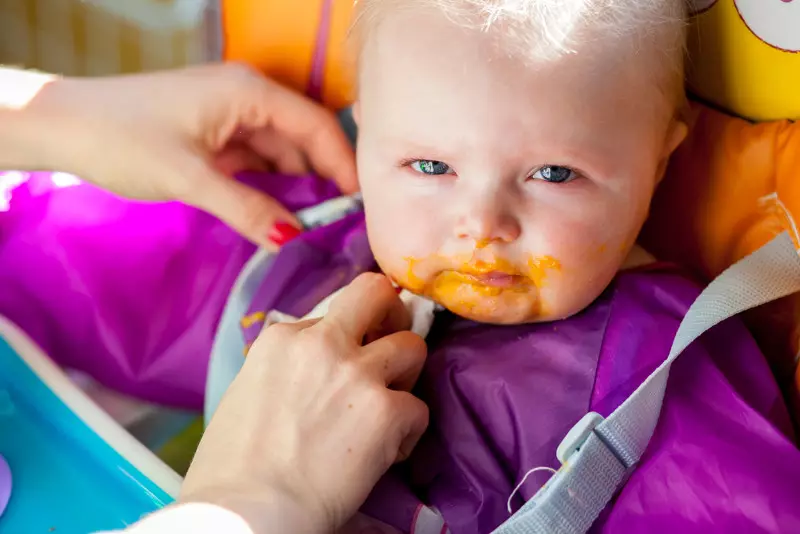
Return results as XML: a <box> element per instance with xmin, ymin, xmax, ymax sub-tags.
<box><xmin>0</xmin><ymin>171</ymin><xmax>340</xmax><ymax>409</ymax></box>
<box><xmin>241</xmin><ymin>211</ymin><xmax>800</xmax><ymax>533</ymax></box>
<box><xmin>0</xmin><ymin>454</ymin><xmax>10</xmax><ymax>517</ymax></box>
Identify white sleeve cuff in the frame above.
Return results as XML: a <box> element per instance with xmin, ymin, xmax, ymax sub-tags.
<box><xmin>98</xmin><ymin>503</ymin><xmax>255</xmax><ymax>534</ymax></box>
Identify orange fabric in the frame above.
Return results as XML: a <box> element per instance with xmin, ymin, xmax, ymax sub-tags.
<box><xmin>221</xmin><ymin>0</ymin><xmax>356</xmax><ymax>109</ymax></box>
<box><xmin>641</xmin><ymin>102</ymin><xmax>800</xmax><ymax>411</ymax></box>
<box><xmin>321</xmin><ymin>0</ymin><xmax>356</xmax><ymax>109</ymax></box>
<box><xmin>223</xmin><ymin>0</ymin><xmax>321</xmax><ymax>95</ymax></box>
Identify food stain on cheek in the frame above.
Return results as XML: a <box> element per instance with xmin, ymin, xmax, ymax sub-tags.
<box><xmin>527</xmin><ymin>256</ymin><xmax>561</xmax><ymax>287</ymax></box>
<box><xmin>403</xmin><ymin>257</ymin><xmax>427</xmax><ymax>293</ymax></box>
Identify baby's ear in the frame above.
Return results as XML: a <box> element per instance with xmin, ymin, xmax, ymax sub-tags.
<box><xmin>655</xmin><ymin>115</ymin><xmax>689</xmax><ymax>184</ymax></box>
<box><xmin>666</xmin><ymin>116</ymin><xmax>689</xmax><ymax>155</ymax></box>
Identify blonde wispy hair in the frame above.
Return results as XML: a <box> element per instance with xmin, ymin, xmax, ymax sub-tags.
<box><xmin>351</xmin><ymin>0</ymin><xmax>687</xmax><ymax>105</ymax></box>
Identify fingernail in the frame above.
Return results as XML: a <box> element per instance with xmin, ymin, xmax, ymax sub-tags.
<box><xmin>268</xmin><ymin>221</ymin><xmax>302</xmax><ymax>246</ymax></box>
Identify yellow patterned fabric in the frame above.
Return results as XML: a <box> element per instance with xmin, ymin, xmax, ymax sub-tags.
<box><xmin>687</xmin><ymin>0</ymin><xmax>800</xmax><ymax>122</ymax></box>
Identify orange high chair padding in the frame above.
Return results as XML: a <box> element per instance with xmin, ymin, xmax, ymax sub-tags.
<box><xmin>641</xmin><ymin>104</ymin><xmax>800</xmax><ymax>410</ymax></box>
<box><xmin>221</xmin><ymin>0</ymin><xmax>356</xmax><ymax>110</ymax></box>
<box><xmin>641</xmin><ymin>1</ymin><xmax>800</xmax><ymax>414</ymax></box>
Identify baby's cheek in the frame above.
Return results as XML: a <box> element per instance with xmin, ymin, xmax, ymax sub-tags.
<box><xmin>369</xmin><ymin>240</ymin><xmax>431</xmax><ymax>297</ymax></box>
<box><xmin>550</xmin><ymin>214</ymin><xmax>632</xmax><ymax>265</ymax></box>
<box><xmin>384</xmin><ymin>260</ymin><xmax>425</xmax><ymax>294</ymax></box>
<box><xmin>554</xmin><ymin>249</ymin><xmax>629</xmax><ymax>313</ymax></box>
<box><xmin>366</xmin><ymin>215</ymin><xmax>442</xmax><ymax>284</ymax></box>
<box><xmin>533</xmin><ymin>231</ymin><xmax>632</xmax><ymax>318</ymax></box>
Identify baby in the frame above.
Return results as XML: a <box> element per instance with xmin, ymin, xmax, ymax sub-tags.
<box><xmin>207</xmin><ymin>0</ymin><xmax>800</xmax><ymax>532</ymax></box>
<box><xmin>353</xmin><ymin>0</ymin><xmax>687</xmax><ymax>325</ymax></box>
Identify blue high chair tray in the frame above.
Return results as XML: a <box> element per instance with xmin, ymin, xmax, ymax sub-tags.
<box><xmin>0</xmin><ymin>318</ymin><xmax>180</xmax><ymax>533</ymax></box>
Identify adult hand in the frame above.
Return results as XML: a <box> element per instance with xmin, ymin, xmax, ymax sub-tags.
<box><xmin>180</xmin><ymin>273</ymin><xmax>429</xmax><ymax>534</ymax></box>
<box><xmin>19</xmin><ymin>63</ymin><xmax>358</xmax><ymax>248</ymax></box>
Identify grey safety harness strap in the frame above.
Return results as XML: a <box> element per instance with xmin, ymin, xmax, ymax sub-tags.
<box><xmin>492</xmin><ymin>232</ymin><xmax>800</xmax><ymax>534</ymax></box>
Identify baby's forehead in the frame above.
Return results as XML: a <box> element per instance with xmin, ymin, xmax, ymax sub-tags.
<box><xmin>355</xmin><ymin>0</ymin><xmax>682</xmax><ymax>58</ymax></box>
<box><xmin>360</xmin><ymin>7</ymin><xmax>659</xmax><ymax>109</ymax></box>
<box><xmin>354</xmin><ymin>0</ymin><xmax>684</xmax><ymax>112</ymax></box>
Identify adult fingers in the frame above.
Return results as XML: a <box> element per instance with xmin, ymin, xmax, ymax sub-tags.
<box><xmin>213</xmin><ymin>143</ymin><xmax>271</xmax><ymax>175</ymax></box>
<box><xmin>183</xmin><ymin>164</ymin><xmax>301</xmax><ymax>250</ymax></box>
<box><xmin>258</xmin><ymin>81</ymin><xmax>358</xmax><ymax>193</ymax></box>
<box><xmin>246</xmin><ymin>317</ymin><xmax>321</xmax><ymax>364</ymax></box>
<box><xmin>246</xmin><ymin>129</ymin><xmax>310</xmax><ymax>176</ymax></box>
<box><xmin>390</xmin><ymin>392</ymin><xmax>430</xmax><ymax>463</ymax></box>
<box><xmin>325</xmin><ymin>274</ymin><xmax>411</xmax><ymax>343</ymax></box>
<box><xmin>361</xmin><ymin>331</ymin><xmax>427</xmax><ymax>392</ymax></box>
<box><xmin>272</xmin><ymin>145</ymin><xmax>310</xmax><ymax>176</ymax></box>
<box><xmin>259</xmin><ymin>317</ymin><xmax>320</xmax><ymax>339</ymax></box>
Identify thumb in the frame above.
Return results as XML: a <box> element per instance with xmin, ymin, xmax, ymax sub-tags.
<box><xmin>185</xmin><ymin>168</ymin><xmax>301</xmax><ymax>250</ymax></box>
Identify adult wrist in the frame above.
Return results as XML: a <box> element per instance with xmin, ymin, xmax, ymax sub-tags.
<box><xmin>0</xmin><ymin>67</ymin><xmax>81</xmax><ymax>172</ymax></box>
<box><xmin>0</xmin><ymin>67</ymin><xmax>67</xmax><ymax>171</ymax></box>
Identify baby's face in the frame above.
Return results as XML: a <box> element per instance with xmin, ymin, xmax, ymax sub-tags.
<box><xmin>355</xmin><ymin>9</ymin><xmax>685</xmax><ymax>324</ymax></box>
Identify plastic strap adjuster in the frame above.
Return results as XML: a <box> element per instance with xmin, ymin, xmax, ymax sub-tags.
<box><xmin>556</xmin><ymin>412</ymin><xmax>604</xmax><ymax>465</ymax></box>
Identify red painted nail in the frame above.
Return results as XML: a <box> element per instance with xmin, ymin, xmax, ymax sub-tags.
<box><xmin>268</xmin><ymin>221</ymin><xmax>303</xmax><ymax>246</ymax></box>
<box><xmin>395</xmin><ymin>286</ymin><xmax>403</xmax><ymax>294</ymax></box>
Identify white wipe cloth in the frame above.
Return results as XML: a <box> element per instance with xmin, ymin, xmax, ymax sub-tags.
<box><xmin>265</xmin><ymin>287</ymin><xmax>439</xmax><ymax>340</ymax></box>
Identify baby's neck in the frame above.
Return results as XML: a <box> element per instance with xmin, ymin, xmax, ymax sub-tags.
<box><xmin>621</xmin><ymin>244</ymin><xmax>656</xmax><ymax>270</ymax></box>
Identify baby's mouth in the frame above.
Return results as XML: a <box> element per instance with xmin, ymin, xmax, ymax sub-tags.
<box><xmin>459</xmin><ymin>271</ymin><xmax>525</xmax><ymax>288</ymax></box>
<box><xmin>403</xmin><ymin>254</ymin><xmax>559</xmax><ymax>297</ymax></box>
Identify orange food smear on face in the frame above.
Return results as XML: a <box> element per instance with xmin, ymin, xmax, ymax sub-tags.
<box><xmin>527</xmin><ymin>256</ymin><xmax>561</xmax><ymax>287</ymax></box>
<box><xmin>404</xmin><ymin>257</ymin><xmax>427</xmax><ymax>293</ymax></box>
<box><xmin>400</xmin><ymin>253</ymin><xmax>562</xmax><ymax>322</ymax></box>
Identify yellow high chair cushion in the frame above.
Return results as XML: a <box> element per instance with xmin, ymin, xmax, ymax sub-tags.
<box><xmin>686</xmin><ymin>0</ymin><xmax>800</xmax><ymax>122</ymax></box>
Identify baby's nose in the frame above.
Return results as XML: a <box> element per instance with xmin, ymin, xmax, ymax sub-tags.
<box><xmin>454</xmin><ymin>202</ymin><xmax>521</xmax><ymax>244</ymax></box>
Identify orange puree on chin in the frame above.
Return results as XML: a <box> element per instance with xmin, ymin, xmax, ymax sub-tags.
<box><xmin>399</xmin><ymin>254</ymin><xmax>561</xmax><ymax>323</ymax></box>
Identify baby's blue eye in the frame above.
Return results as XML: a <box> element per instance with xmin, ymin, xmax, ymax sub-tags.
<box><xmin>531</xmin><ymin>166</ymin><xmax>576</xmax><ymax>183</ymax></box>
<box><xmin>411</xmin><ymin>160</ymin><xmax>452</xmax><ymax>175</ymax></box>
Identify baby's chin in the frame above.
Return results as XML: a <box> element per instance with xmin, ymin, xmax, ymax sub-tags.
<box><xmin>431</xmin><ymin>290</ymin><xmax>596</xmax><ymax>325</ymax></box>
<box><xmin>435</xmin><ymin>295</ymin><xmax>556</xmax><ymax>324</ymax></box>
<box><xmin>409</xmin><ymin>283</ymin><xmax>554</xmax><ymax>324</ymax></box>
<box><xmin>441</xmin><ymin>304</ymin><xmax>543</xmax><ymax>325</ymax></box>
